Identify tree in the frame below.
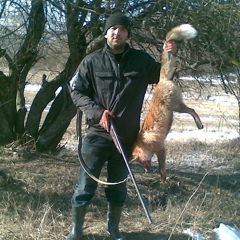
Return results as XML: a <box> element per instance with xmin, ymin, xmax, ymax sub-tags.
<box><xmin>0</xmin><ymin>0</ymin><xmax>45</xmax><ymax>144</ymax></box>
<box><xmin>0</xmin><ymin>0</ymin><xmax>239</xmax><ymax>152</ymax></box>
<box><xmin>187</xmin><ymin>1</ymin><xmax>240</xmax><ymax>132</ymax></box>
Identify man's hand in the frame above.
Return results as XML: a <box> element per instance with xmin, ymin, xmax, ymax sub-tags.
<box><xmin>164</xmin><ymin>40</ymin><xmax>177</xmax><ymax>54</ymax></box>
<box><xmin>99</xmin><ymin>110</ymin><xmax>115</xmax><ymax>132</ymax></box>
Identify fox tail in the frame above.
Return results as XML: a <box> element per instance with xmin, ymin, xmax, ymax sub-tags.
<box><xmin>161</xmin><ymin>24</ymin><xmax>198</xmax><ymax>80</ymax></box>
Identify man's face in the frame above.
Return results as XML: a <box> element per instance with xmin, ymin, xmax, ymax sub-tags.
<box><xmin>105</xmin><ymin>25</ymin><xmax>129</xmax><ymax>53</ymax></box>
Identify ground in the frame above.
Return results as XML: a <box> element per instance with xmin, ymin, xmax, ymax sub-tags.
<box><xmin>0</xmin><ymin>81</ymin><xmax>239</xmax><ymax>239</ymax></box>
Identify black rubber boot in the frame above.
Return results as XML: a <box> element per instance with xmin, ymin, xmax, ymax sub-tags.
<box><xmin>106</xmin><ymin>204</ymin><xmax>124</xmax><ymax>240</ymax></box>
<box><xmin>66</xmin><ymin>206</ymin><xmax>87</xmax><ymax>240</ymax></box>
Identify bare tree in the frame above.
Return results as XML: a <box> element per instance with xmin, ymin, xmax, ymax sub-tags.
<box><xmin>0</xmin><ymin>0</ymin><xmax>45</xmax><ymax>144</ymax></box>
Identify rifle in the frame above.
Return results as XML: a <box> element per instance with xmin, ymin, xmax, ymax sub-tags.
<box><xmin>110</xmin><ymin>118</ymin><xmax>153</xmax><ymax>224</ymax></box>
<box><xmin>77</xmin><ymin>109</ymin><xmax>128</xmax><ymax>186</ymax></box>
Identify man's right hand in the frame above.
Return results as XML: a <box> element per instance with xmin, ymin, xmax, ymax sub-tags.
<box><xmin>99</xmin><ymin>110</ymin><xmax>115</xmax><ymax>132</ymax></box>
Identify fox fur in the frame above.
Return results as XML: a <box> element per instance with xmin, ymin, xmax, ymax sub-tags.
<box><xmin>131</xmin><ymin>24</ymin><xmax>204</xmax><ymax>183</ymax></box>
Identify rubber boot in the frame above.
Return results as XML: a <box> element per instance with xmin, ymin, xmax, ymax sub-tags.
<box><xmin>66</xmin><ymin>206</ymin><xmax>87</xmax><ymax>240</ymax></box>
<box><xmin>106</xmin><ymin>204</ymin><xmax>124</xmax><ymax>240</ymax></box>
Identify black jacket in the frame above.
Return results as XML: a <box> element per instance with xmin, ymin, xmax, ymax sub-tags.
<box><xmin>69</xmin><ymin>43</ymin><xmax>161</xmax><ymax>144</ymax></box>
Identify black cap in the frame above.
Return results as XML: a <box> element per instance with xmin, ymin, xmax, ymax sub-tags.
<box><xmin>104</xmin><ymin>13</ymin><xmax>131</xmax><ymax>37</ymax></box>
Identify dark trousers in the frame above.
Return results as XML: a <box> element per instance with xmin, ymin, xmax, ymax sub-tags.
<box><xmin>71</xmin><ymin>133</ymin><xmax>132</xmax><ymax>207</ymax></box>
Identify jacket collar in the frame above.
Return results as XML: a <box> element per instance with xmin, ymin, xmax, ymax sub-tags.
<box><xmin>104</xmin><ymin>43</ymin><xmax>131</xmax><ymax>61</ymax></box>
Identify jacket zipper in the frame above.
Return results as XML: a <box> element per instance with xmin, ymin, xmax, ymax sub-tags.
<box><xmin>117</xmin><ymin>63</ymin><xmax>121</xmax><ymax>87</ymax></box>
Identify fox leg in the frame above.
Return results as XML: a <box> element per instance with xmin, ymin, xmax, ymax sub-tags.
<box><xmin>156</xmin><ymin>147</ymin><xmax>166</xmax><ymax>183</ymax></box>
<box><xmin>176</xmin><ymin>103</ymin><xmax>204</xmax><ymax>129</ymax></box>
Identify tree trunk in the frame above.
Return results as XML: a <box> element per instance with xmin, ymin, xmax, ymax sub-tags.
<box><xmin>24</xmin><ymin>58</ymin><xmax>79</xmax><ymax>151</ymax></box>
<box><xmin>35</xmin><ymin>86</ymin><xmax>77</xmax><ymax>151</ymax></box>
<box><xmin>0</xmin><ymin>107</ymin><xmax>15</xmax><ymax>144</ymax></box>
<box><xmin>238</xmin><ymin>101</ymin><xmax>240</xmax><ymax>135</ymax></box>
<box><xmin>25</xmin><ymin>75</ymin><xmax>59</xmax><ymax>139</ymax></box>
<box><xmin>16</xmin><ymin>82</ymin><xmax>27</xmax><ymax>136</ymax></box>
<box><xmin>0</xmin><ymin>74</ymin><xmax>17</xmax><ymax>144</ymax></box>
<box><xmin>0</xmin><ymin>0</ymin><xmax>45</xmax><ymax>145</ymax></box>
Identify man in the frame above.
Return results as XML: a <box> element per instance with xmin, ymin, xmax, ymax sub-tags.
<box><xmin>67</xmin><ymin>13</ymin><xmax>177</xmax><ymax>240</ymax></box>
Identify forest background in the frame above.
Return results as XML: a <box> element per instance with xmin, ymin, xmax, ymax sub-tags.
<box><xmin>0</xmin><ymin>1</ymin><xmax>240</xmax><ymax>239</ymax></box>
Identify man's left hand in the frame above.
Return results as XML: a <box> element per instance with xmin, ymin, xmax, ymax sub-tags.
<box><xmin>164</xmin><ymin>40</ymin><xmax>177</xmax><ymax>54</ymax></box>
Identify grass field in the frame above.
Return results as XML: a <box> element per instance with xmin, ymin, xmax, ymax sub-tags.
<box><xmin>0</xmin><ymin>82</ymin><xmax>239</xmax><ymax>240</ymax></box>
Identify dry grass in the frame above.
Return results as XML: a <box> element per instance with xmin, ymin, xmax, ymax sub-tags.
<box><xmin>0</xmin><ymin>82</ymin><xmax>240</xmax><ymax>239</ymax></box>
<box><xmin>0</xmin><ymin>137</ymin><xmax>239</xmax><ymax>240</ymax></box>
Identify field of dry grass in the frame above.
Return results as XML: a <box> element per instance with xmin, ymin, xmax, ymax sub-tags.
<box><xmin>0</xmin><ymin>82</ymin><xmax>239</xmax><ymax>240</ymax></box>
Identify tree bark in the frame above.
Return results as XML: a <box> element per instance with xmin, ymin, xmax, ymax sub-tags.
<box><xmin>0</xmin><ymin>73</ymin><xmax>16</xmax><ymax>144</ymax></box>
<box><xmin>35</xmin><ymin>86</ymin><xmax>77</xmax><ymax>151</ymax></box>
<box><xmin>25</xmin><ymin>75</ymin><xmax>60</xmax><ymax>139</ymax></box>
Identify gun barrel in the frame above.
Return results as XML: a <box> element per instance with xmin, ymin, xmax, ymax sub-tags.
<box><xmin>110</xmin><ymin>119</ymin><xmax>153</xmax><ymax>224</ymax></box>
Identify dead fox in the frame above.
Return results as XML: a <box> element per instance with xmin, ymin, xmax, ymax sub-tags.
<box><xmin>131</xmin><ymin>24</ymin><xmax>204</xmax><ymax>183</ymax></box>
